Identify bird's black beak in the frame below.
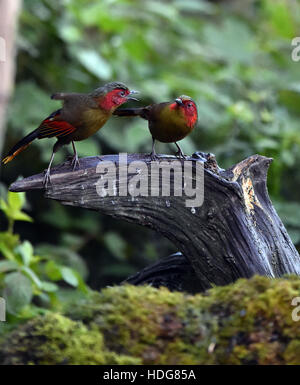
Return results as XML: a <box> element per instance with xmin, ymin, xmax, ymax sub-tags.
<box><xmin>175</xmin><ymin>98</ymin><xmax>184</xmax><ymax>106</ymax></box>
<box><xmin>127</xmin><ymin>90</ymin><xmax>139</xmax><ymax>101</ymax></box>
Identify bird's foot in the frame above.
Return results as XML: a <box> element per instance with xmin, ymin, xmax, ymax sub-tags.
<box><xmin>71</xmin><ymin>154</ymin><xmax>80</xmax><ymax>171</ymax></box>
<box><xmin>43</xmin><ymin>169</ymin><xmax>51</xmax><ymax>188</ymax></box>
<box><xmin>149</xmin><ymin>152</ymin><xmax>159</xmax><ymax>161</ymax></box>
<box><xmin>175</xmin><ymin>149</ymin><xmax>187</xmax><ymax>161</ymax></box>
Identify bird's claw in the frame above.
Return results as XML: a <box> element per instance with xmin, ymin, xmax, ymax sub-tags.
<box><xmin>43</xmin><ymin>169</ymin><xmax>51</xmax><ymax>188</ymax></box>
<box><xmin>149</xmin><ymin>152</ymin><xmax>159</xmax><ymax>161</ymax></box>
<box><xmin>71</xmin><ymin>155</ymin><xmax>80</xmax><ymax>171</ymax></box>
<box><xmin>175</xmin><ymin>150</ymin><xmax>187</xmax><ymax>161</ymax></box>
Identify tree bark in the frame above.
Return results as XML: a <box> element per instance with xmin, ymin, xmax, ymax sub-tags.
<box><xmin>0</xmin><ymin>0</ymin><xmax>22</xmax><ymax>155</ymax></box>
<box><xmin>125</xmin><ymin>252</ymin><xmax>201</xmax><ymax>293</ymax></box>
<box><xmin>9</xmin><ymin>152</ymin><xmax>300</xmax><ymax>291</ymax></box>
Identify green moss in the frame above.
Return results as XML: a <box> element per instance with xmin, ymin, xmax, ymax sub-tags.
<box><xmin>1</xmin><ymin>275</ymin><xmax>300</xmax><ymax>364</ymax></box>
<box><xmin>0</xmin><ymin>313</ymin><xmax>140</xmax><ymax>365</ymax></box>
<box><xmin>68</xmin><ymin>285</ymin><xmax>213</xmax><ymax>364</ymax></box>
<box><xmin>283</xmin><ymin>340</ymin><xmax>300</xmax><ymax>364</ymax></box>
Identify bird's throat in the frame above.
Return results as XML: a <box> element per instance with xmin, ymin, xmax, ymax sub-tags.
<box><xmin>185</xmin><ymin>112</ymin><xmax>198</xmax><ymax>128</ymax></box>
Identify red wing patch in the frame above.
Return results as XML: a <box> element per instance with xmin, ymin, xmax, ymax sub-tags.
<box><xmin>38</xmin><ymin>110</ymin><xmax>76</xmax><ymax>139</ymax></box>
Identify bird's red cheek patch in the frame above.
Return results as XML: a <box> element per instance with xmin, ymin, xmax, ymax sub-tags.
<box><xmin>186</xmin><ymin>113</ymin><xmax>198</xmax><ymax>128</ymax></box>
<box><xmin>183</xmin><ymin>105</ymin><xmax>198</xmax><ymax>128</ymax></box>
<box><xmin>99</xmin><ymin>89</ymin><xmax>129</xmax><ymax>111</ymax></box>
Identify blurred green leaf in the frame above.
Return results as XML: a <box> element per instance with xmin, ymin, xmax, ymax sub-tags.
<box><xmin>75</xmin><ymin>49</ymin><xmax>112</xmax><ymax>80</ymax></box>
<box><xmin>0</xmin><ymin>233</ymin><xmax>19</xmax><ymax>260</ymax></box>
<box><xmin>0</xmin><ymin>192</ymin><xmax>32</xmax><ymax>224</ymax></box>
<box><xmin>21</xmin><ymin>266</ymin><xmax>42</xmax><ymax>289</ymax></box>
<box><xmin>203</xmin><ymin>19</ymin><xmax>256</xmax><ymax>64</ymax></box>
<box><xmin>103</xmin><ymin>232</ymin><xmax>127</xmax><ymax>260</ymax></box>
<box><xmin>15</xmin><ymin>241</ymin><xmax>34</xmax><ymax>266</ymax></box>
<box><xmin>274</xmin><ymin>201</ymin><xmax>300</xmax><ymax>228</ymax></box>
<box><xmin>60</xmin><ymin>266</ymin><xmax>79</xmax><ymax>287</ymax></box>
<box><xmin>45</xmin><ymin>260</ymin><xmax>62</xmax><ymax>281</ymax></box>
<box><xmin>37</xmin><ymin>244</ymin><xmax>88</xmax><ymax>280</ymax></box>
<box><xmin>0</xmin><ymin>260</ymin><xmax>19</xmax><ymax>273</ymax></box>
<box><xmin>40</xmin><ymin>281</ymin><xmax>58</xmax><ymax>293</ymax></box>
<box><xmin>3</xmin><ymin>272</ymin><xmax>33</xmax><ymax>315</ymax></box>
<box><xmin>12</xmin><ymin>211</ymin><xmax>33</xmax><ymax>222</ymax></box>
<box><xmin>8</xmin><ymin>192</ymin><xmax>25</xmax><ymax>212</ymax></box>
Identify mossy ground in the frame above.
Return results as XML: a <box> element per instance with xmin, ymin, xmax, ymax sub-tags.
<box><xmin>1</xmin><ymin>275</ymin><xmax>300</xmax><ymax>364</ymax></box>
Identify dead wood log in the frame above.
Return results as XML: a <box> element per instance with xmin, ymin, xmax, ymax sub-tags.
<box><xmin>9</xmin><ymin>152</ymin><xmax>300</xmax><ymax>291</ymax></box>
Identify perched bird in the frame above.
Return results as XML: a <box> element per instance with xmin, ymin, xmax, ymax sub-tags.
<box><xmin>114</xmin><ymin>95</ymin><xmax>198</xmax><ymax>160</ymax></box>
<box><xmin>2</xmin><ymin>82</ymin><xmax>138</xmax><ymax>186</ymax></box>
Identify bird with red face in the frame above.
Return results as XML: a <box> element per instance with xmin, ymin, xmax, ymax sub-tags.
<box><xmin>114</xmin><ymin>95</ymin><xmax>198</xmax><ymax>159</ymax></box>
<box><xmin>2</xmin><ymin>82</ymin><xmax>138</xmax><ymax>186</ymax></box>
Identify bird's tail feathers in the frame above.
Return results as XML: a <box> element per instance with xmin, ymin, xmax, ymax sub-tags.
<box><xmin>2</xmin><ymin>129</ymin><xmax>39</xmax><ymax>164</ymax></box>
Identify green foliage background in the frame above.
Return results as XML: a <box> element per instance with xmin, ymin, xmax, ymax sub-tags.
<box><xmin>1</xmin><ymin>0</ymin><xmax>300</xmax><ymax>319</ymax></box>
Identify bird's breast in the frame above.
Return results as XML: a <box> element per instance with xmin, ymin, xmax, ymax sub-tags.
<box><xmin>149</xmin><ymin>111</ymin><xmax>194</xmax><ymax>143</ymax></box>
<box><xmin>73</xmin><ymin>108</ymin><xmax>110</xmax><ymax>141</ymax></box>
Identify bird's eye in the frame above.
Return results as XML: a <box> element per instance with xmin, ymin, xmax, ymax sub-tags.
<box><xmin>119</xmin><ymin>90</ymin><xmax>126</xmax><ymax>97</ymax></box>
<box><xmin>187</xmin><ymin>103</ymin><xmax>192</xmax><ymax>108</ymax></box>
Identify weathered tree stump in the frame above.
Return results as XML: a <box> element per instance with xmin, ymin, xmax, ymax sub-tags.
<box><xmin>9</xmin><ymin>152</ymin><xmax>300</xmax><ymax>291</ymax></box>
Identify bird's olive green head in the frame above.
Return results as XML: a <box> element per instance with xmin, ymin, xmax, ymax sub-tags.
<box><xmin>90</xmin><ymin>82</ymin><xmax>139</xmax><ymax>112</ymax></box>
<box><xmin>90</xmin><ymin>82</ymin><xmax>128</xmax><ymax>97</ymax></box>
<box><xmin>175</xmin><ymin>95</ymin><xmax>195</xmax><ymax>105</ymax></box>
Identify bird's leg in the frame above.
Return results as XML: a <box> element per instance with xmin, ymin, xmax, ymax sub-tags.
<box><xmin>175</xmin><ymin>142</ymin><xmax>187</xmax><ymax>160</ymax></box>
<box><xmin>149</xmin><ymin>138</ymin><xmax>159</xmax><ymax>161</ymax></box>
<box><xmin>71</xmin><ymin>141</ymin><xmax>80</xmax><ymax>170</ymax></box>
<box><xmin>44</xmin><ymin>152</ymin><xmax>55</xmax><ymax>188</ymax></box>
<box><xmin>43</xmin><ymin>141</ymin><xmax>62</xmax><ymax>187</ymax></box>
